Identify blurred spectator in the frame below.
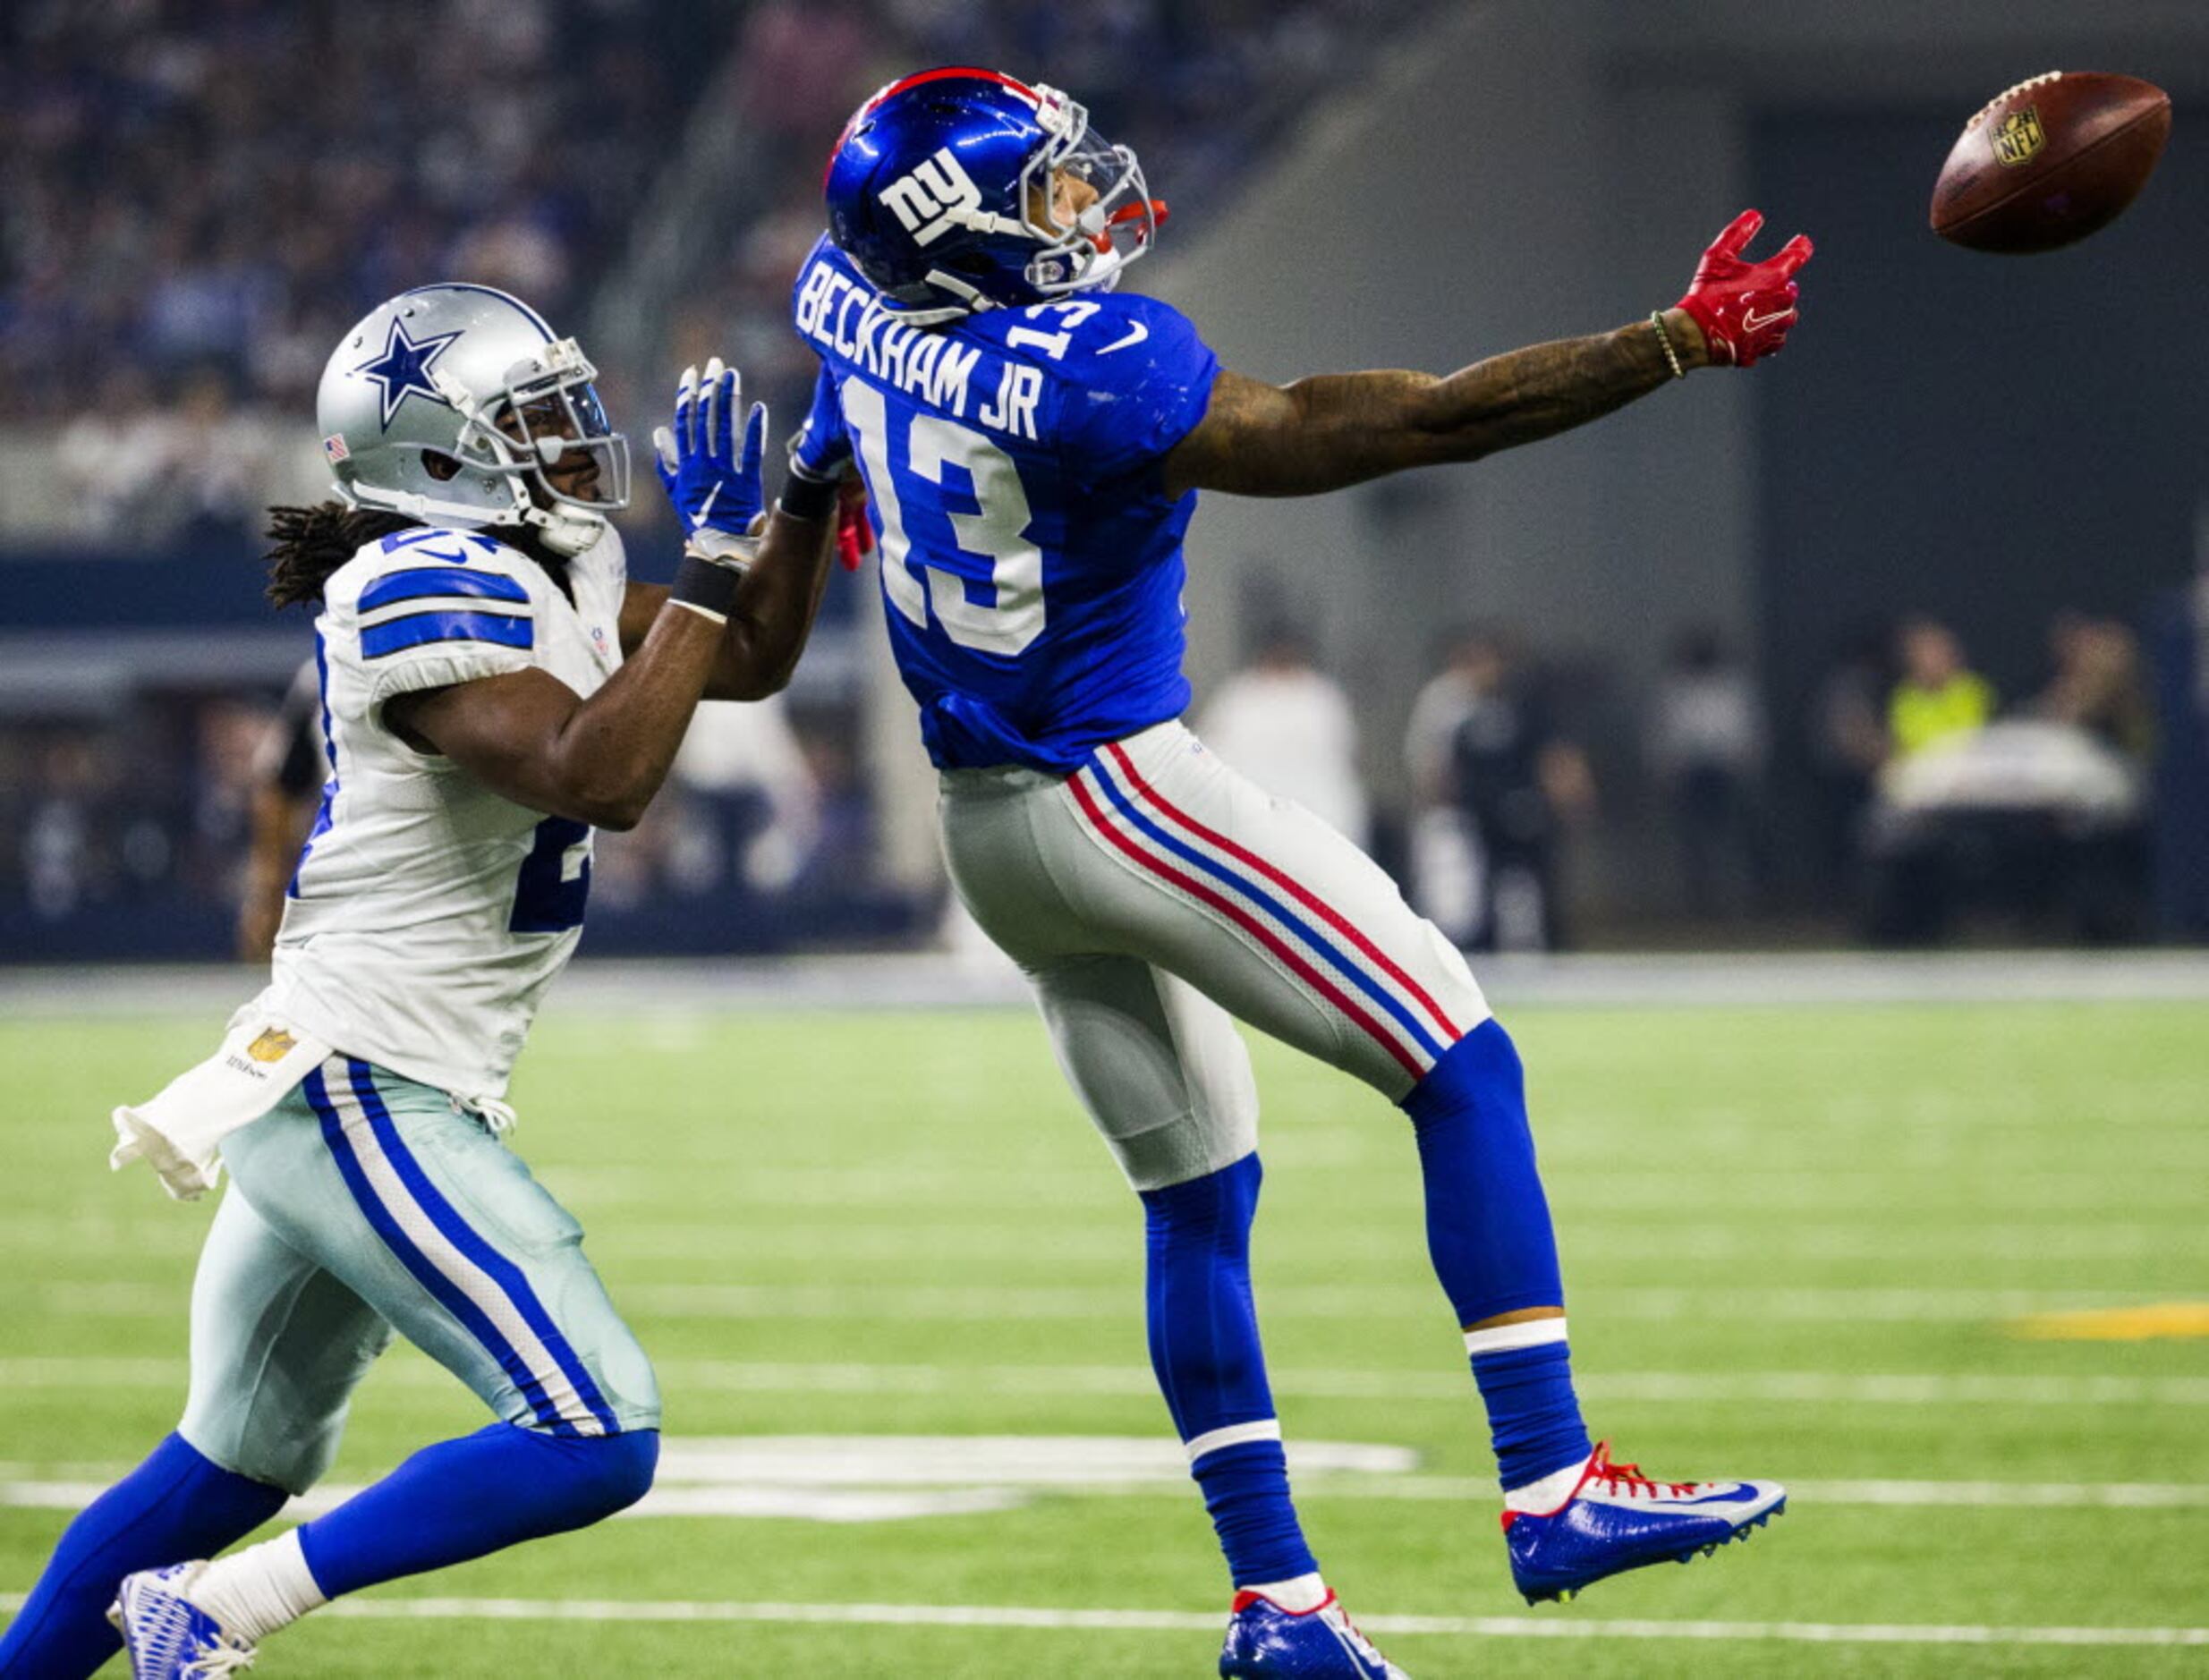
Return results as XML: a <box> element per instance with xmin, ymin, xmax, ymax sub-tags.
<box><xmin>2034</xmin><ymin>611</ymin><xmax>2154</xmax><ymax>764</ymax></box>
<box><xmin>1407</xmin><ymin>628</ymin><xmax>1593</xmax><ymax>953</ymax></box>
<box><xmin>237</xmin><ymin>658</ymin><xmax>328</xmax><ymax>961</ymax></box>
<box><xmin>1199</xmin><ymin>627</ymin><xmax>1369</xmax><ymax>847</ymax></box>
<box><xmin>1645</xmin><ymin>625</ymin><xmax>1766</xmax><ymax>920</ymax></box>
<box><xmin>1807</xmin><ymin>624</ymin><xmax>1891</xmax><ymax>892</ymax></box>
<box><xmin>55</xmin><ymin>369</ymin><xmax>177</xmax><ymax>542</ymax></box>
<box><xmin>671</xmin><ymin>696</ymin><xmax>823</xmax><ymax>895</ymax></box>
<box><xmin>1889</xmin><ymin>616</ymin><xmax>1993</xmax><ymax>758</ymax></box>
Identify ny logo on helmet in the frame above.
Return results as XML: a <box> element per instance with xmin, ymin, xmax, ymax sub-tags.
<box><xmin>878</xmin><ymin>148</ymin><xmax>983</xmax><ymax>247</ymax></box>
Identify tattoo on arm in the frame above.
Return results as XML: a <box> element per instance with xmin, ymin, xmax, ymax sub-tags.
<box><xmin>1164</xmin><ymin>319</ymin><xmax>1684</xmax><ymax>499</ymax></box>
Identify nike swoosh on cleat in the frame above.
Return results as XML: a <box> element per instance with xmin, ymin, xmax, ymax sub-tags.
<box><xmin>1677</xmin><ymin>1485</ymin><xmax>1762</xmax><ymax>1506</ymax></box>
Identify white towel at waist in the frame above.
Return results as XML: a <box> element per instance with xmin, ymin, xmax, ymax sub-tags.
<box><xmin>108</xmin><ymin>997</ymin><xmax>333</xmax><ymax>1201</ymax></box>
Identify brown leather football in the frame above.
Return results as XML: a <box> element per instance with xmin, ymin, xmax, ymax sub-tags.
<box><xmin>1931</xmin><ymin>72</ymin><xmax>2172</xmax><ymax>253</ymax></box>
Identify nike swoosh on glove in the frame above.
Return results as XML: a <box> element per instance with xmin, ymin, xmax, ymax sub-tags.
<box><xmin>1675</xmin><ymin>209</ymin><xmax>1814</xmax><ymax>367</ymax></box>
<box><xmin>651</xmin><ymin>356</ymin><xmax>767</xmax><ymax>539</ymax></box>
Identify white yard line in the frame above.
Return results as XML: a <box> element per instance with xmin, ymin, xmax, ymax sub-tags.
<box><xmin>2</xmin><ymin>1589</ymin><xmax>2196</xmax><ymax>1647</ymax></box>
<box><xmin>38</xmin><ymin>1280</ymin><xmax>2186</xmax><ymax>1324</ymax></box>
<box><xmin>7</xmin><ymin>1474</ymin><xmax>2208</xmax><ymax>1522</ymax></box>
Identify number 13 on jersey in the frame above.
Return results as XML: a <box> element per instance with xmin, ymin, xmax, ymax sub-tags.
<box><xmin>840</xmin><ymin>378</ymin><xmax>1045</xmax><ymax>657</ymax></box>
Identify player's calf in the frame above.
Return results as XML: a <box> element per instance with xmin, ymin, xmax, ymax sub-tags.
<box><xmin>106</xmin><ymin>1425</ymin><xmax>659</xmax><ymax>1671</ymax></box>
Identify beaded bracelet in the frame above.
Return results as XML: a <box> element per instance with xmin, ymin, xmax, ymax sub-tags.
<box><xmin>1649</xmin><ymin>310</ymin><xmax>1686</xmax><ymax>380</ymax></box>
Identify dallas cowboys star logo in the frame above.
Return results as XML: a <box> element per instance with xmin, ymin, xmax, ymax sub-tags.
<box><xmin>353</xmin><ymin>317</ymin><xmax>463</xmax><ymax>428</ymax></box>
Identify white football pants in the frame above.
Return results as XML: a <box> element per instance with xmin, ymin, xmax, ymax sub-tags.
<box><xmin>937</xmin><ymin>721</ymin><xmax>1492</xmax><ymax>1191</ymax></box>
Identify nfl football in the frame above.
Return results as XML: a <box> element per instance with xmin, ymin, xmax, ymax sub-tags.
<box><xmin>1931</xmin><ymin>72</ymin><xmax>2172</xmax><ymax>252</ymax></box>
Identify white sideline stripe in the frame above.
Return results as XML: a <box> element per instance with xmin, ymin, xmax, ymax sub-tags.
<box><xmin>4</xmin><ymin>1591</ymin><xmax>2197</xmax><ymax>1647</ymax></box>
<box><xmin>1183</xmin><ymin>1420</ymin><xmax>1281</xmax><ymax>1463</ymax></box>
<box><xmin>1463</xmin><ymin>1317</ymin><xmax>1569</xmax><ymax>1356</ymax></box>
<box><xmin>1275</xmin><ymin>1476</ymin><xmax>2209</xmax><ymax>1509</ymax></box>
<box><xmin>11</xmin><ymin>1475</ymin><xmax>2209</xmax><ymax>1522</ymax></box>
<box><xmin>321</xmin><ymin>1064</ymin><xmax>603</xmax><ymax>1436</ymax></box>
<box><xmin>6</xmin><ymin>1357</ymin><xmax>2209</xmax><ymax>1406</ymax></box>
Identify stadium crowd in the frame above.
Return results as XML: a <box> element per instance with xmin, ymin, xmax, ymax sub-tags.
<box><xmin>4</xmin><ymin>0</ymin><xmax>1417</xmax><ymax>542</ymax></box>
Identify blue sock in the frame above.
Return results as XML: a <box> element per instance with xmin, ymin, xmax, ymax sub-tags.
<box><xmin>1470</xmin><ymin>1338</ymin><xmax>1593</xmax><ymax>1492</ymax></box>
<box><xmin>0</xmin><ymin>1433</ymin><xmax>288</xmax><ymax>1679</ymax></box>
<box><xmin>1403</xmin><ymin>1021</ymin><xmax>1592</xmax><ymax>1490</ymax></box>
<box><xmin>296</xmin><ymin>1424</ymin><xmax>657</xmax><ymax>1599</ymax></box>
<box><xmin>1142</xmin><ymin>1153</ymin><xmax>1319</xmax><ymax>1589</ymax></box>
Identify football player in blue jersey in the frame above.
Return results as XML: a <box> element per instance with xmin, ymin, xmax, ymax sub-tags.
<box><xmin>789</xmin><ymin>69</ymin><xmax>1811</xmax><ymax>1677</ymax></box>
<box><xmin>0</xmin><ymin>291</ymin><xmax>837</xmax><ymax>1677</ymax></box>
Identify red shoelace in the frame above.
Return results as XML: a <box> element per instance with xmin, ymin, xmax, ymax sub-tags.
<box><xmin>1587</xmin><ymin>1441</ymin><xmax>1699</xmax><ymax>1498</ymax></box>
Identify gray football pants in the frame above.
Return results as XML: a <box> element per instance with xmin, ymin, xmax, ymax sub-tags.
<box><xmin>939</xmin><ymin>721</ymin><xmax>1492</xmax><ymax>1192</ymax></box>
<box><xmin>180</xmin><ymin>1055</ymin><xmax>659</xmax><ymax>1494</ymax></box>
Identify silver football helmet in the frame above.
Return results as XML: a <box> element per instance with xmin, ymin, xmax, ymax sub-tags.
<box><xmin>316</xmin><ymin>284</ymin><xmax>631</xmax><ymax>556</ymax></box>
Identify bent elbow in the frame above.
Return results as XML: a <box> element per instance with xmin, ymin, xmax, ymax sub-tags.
<box><xmin>566</xmin><ymin>782</ymin><xmax>652</xmax><ymax>832</ymax></box>
<box><xmin>592</xmin><ymin>802</ymin><xmax>646</xmax><ymax>834</ymax></box>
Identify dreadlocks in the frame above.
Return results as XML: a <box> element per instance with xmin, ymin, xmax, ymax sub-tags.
<box><xmin>264</xmin><ymin>502</ymin><xmax>416</xmax><ymax>609</ymax></box>
<box><xmin>263</xmin><ymin>502</ymin><xmax>578</xmax><ymax>611</ymax></box>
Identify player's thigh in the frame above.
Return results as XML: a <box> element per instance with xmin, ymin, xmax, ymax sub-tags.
<box><xmin>1058</xmin><ymin>725</ymin><xmax>1492</xmax><ymax>1099</ymax></box>
<box><xmin>224</xmin><ymin>1056</ymin><xmax>658</xmax><ymax>1438</ymax></box>
<box><xmin>1027</xmin><ymin>953</ymin><xmax>1260</xmax><ymax>1192</ymax></box>
<box><xmin>180</xmin><ymin>1183</ymin><xmax>393</xmax><ymax>1494</ymax></box>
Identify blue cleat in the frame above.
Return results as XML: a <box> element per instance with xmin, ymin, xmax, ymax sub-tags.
<box><xmin>1219</xmin><ymin>1588</ymin><xmax>1410</xmax><ymax>1678</ymax></box>
<box><xmin>108</xmin><ymin>1562</ymin><xmax>259</xmax><ymax>1677</ymax></box>
<box><xmin>1503</xmin><ymin>1441</ymin><xmax>1785</xmax><ymax>1604</ymax></box>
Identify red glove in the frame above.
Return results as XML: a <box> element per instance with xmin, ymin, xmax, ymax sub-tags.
<box><xmin>835</xmin><ymin>478</ymin><xmax>874</xmax><ymax>573</ymax></box>
<box><xmin>1675</xmin><ymin>209</ymin><xmax>1813</xmax><ymax>367</ymax></box>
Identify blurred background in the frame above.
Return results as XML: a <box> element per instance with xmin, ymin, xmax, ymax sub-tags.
<box><xmin>3</xmin><ymin>0</ymin><xmax>2205</xmax><ymax>965</ymax></box>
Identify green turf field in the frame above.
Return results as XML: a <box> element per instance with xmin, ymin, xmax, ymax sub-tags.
<box><xmin>4</xmin><ymin>997</ymin><xmax>2206</xmax><ymax>1676</ymax></box>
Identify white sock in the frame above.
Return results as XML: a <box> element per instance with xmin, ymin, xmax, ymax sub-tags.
<box><xmin>184</xmin><ymin>1529</ymin><xmax>328</xmax><ymax>1643</ymax></box>
<box><xmin>1504</xmin><ymin>1447</ymin><xmax>1594</xmax><ymax>1515</ymax></box>
<box><xmin>1245</xmin><ymin>1572</ymin><xmax>1329</xmax><ymax>1613</ymax></box>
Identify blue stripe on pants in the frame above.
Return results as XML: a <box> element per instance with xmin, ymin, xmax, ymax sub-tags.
<box><xmin>344</xmin><ymin>1061</ymin><xmax>621</xmax><ymax>1438</ymax></box>
<box><xmin>302</xmin><ymin>1064</ymin><xmax>574</xmax><ymax>1434</ymax></box>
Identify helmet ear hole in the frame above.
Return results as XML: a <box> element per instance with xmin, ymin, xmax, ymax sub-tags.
<box><xmin>422</xmin><ymin>451</ymin><xmax>463</xmax><ymax>482</ymax></box>
<box><xmin>943</xmin><ymin>252</ymin><xmax>996</xmax><ymax>277</ymax></box>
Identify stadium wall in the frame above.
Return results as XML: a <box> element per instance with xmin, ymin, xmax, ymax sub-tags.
<box><xmin>1159</xmin><ymin>0</ymin><xmax>2209</xmax><ymax>821</ymax></box>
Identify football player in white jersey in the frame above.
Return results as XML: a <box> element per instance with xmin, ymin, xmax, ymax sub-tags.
<box><xmin>0</xmin><ymin>288</ymin><xmax>837</xmax><ymax>1679</ymax></box>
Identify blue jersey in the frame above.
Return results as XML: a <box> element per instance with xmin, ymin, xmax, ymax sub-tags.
<box><xmin>792</xmin><ymin>236</ymin><xmax>1219</xmax><ymax>771</ymax></box>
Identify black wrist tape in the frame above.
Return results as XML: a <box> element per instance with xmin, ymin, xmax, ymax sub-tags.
<box><xmin>779</xmin><ymin>472</ymin><xmax>838</xmax><ymax>522</ymax></box>
<box><xmin>670</xmin><ymin>551</ymin><xmax>743</xmax><ymax>619</ymax></box>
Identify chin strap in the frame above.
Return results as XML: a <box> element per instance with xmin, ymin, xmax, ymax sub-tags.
<box><xmin>523</xmin><ymin>501</ymin><xmax>608</xmax><ymax>556</ymax></box>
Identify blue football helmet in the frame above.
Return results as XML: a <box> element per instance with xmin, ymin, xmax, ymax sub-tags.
<box><xmin>824</xmin><ymin>67</ymin><xmax>1165</xmax><ymax>325</ymax></box>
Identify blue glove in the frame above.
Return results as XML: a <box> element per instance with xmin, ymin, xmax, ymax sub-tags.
<box><xmin>651</xmin><ymin>357</ymin><xmax>767</xmax><ymax>552</ymax></box>
<box><xmin>786</xmin><ymin>362</ymin><xmax>853</xmax><ymax>485</ymax></box>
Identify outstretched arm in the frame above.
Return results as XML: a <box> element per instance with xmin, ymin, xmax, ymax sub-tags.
<box><xmin>1162</xmin><ymin>210</ymin><xmax>1810</xmax><ymax>500</ymax></box>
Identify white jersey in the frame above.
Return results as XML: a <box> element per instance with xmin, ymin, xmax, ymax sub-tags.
<box><xmin>262</xmin><ymin>522</ymin><xmax>627</xmax><ymax>1099</ymax></box>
